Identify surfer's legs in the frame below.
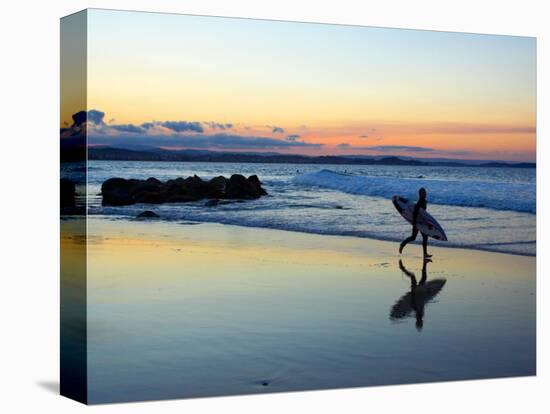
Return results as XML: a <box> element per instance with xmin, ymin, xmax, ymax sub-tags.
<box><xmin>399</xmin><ymin>228</ymin><xmax>418</xmax><ymax>254</ymax></box>
<box><xmin>422</xmin><ymin>233</ymin><xmax>432</xmax><ymax>258</ymax></box>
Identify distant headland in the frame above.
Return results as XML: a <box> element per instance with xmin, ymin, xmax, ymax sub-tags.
<box><xmin>85</xmin><ymin>146</ymin><xmax>536</xmax><ymax>168</ymax></box>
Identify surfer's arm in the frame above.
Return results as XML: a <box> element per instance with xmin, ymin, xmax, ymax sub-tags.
<box><xmin>412</xmin><ymin>204</ymin><xmax>421</xmax><ymax>226</ymax></box>
<box><xmin>412</xmin><ymin>199</ymin><xmax>427</xmax><ymax>226</ymax></box>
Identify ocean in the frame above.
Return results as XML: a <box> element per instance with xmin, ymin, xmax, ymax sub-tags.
<box><xmin>80</xmin><ymin>160</ymin><xmax>536</xmax><ymax>256</ymax></box>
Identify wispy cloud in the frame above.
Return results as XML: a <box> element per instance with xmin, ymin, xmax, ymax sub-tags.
<box><xmin>89</xmin><ymin>133</ymin><xmax>323</xmax><ymax>150</ymax></box>
<box><xmin>358</xmin><ymin>134</ymin><xmax>383</xmax><ymax>141</ymax></box>
<box><xmin>204</xmin><ymin>121</ymin><xmax>233</xmax><ymax>130</ymax></box>
<box><xmin>376</xmin><ymin>122</ymin><xmax>535</xmax><ymax>135</ymax></box>
<box><xmin>337</xmin><ymin>143</ymin><xmax>433</xmax><ymax>152</ymax></box>
<box><xmin>65</xmin><ymin>111</ymin><xmax>318</xmax><ymax>152</ymax></box>
<box><xmin>110</xmin><ymin>124</ymin><xmax>146</xmax><ymax>134</ymax></box>
<box><xmin>364</xmin><ymin>145</ymin><xmax>434</xmax><ymax>152</ymax></box>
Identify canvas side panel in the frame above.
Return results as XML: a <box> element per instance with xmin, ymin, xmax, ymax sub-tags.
<box><xmin>60</xmin><ymin>9</ymin><xmax>88</xmax><ymax>404</ymax></box>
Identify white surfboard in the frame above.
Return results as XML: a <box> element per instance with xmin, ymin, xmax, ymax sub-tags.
<box><xmin>392</xmin><ymin>195</ymin><xmax>448</xmax><ymax>241</ymax></box>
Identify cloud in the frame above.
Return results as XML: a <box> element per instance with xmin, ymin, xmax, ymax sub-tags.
<box><xmin>434</xmin><ymin>150</ymin><xmax>477</xmax><ymax>156</ymax></box>
<box><xmin>365</xmin><ymin>145</ymin><xmax>434</xmax><ymax>152</ymax></box>
<box><xmin>62</xmin><ymin>110</ymin><xmax>234</xmax><ymax>140</ymax></box>
<box><xmin>160</xmin><ymin>121</ymin><xmax>204</xmax><ymax>133</ymax></box>
<box><xmin>110</xmin><ymin>124</ymin><xmax>146</xmax><ymax>134</ymax></box>
<box><xmin>61</xmin><ymin>109</ymin><xmax>106</xmax><ymax>138</ymax></box>
<box><xmin>133</xmin><ymin>120</ymin><xmax>206</xmax><ymax>133</ymax></box>
<box><xmin>204</xmin><ymin>121</ymin><xmax>233</xmax><ymax>130</ymax></box>
<box><xmin>336</xmin><ymin>144</ymin><xmax>433</xmax><ymax>152</ymax></box>
<box><xmin>381</xmin><ymin>122</ymin><xmax>535</xmax><ymax>135</ymax></box>
<box><xmin>89</xmin><ymin>133</ymin><xmax>323</xmax><ymax>150</ymax></box>
<box><xmin>71</xmin><ymin>109</ymin><xmax>105</xmax><ymax>127</ymax></box>
<box><xmin>359</xmin><ymin>129</ymin><xmax>383</xmax><ymax>141</ymax></box>
<box><xmin>88</xmin><ymin>110</ymin><xmax>106</xmax><ymax>125</ymax></box>
<box><xmin>67</xmin><ymin>111</ymin><xmax>312</xmax><ymax>149</ymax></box>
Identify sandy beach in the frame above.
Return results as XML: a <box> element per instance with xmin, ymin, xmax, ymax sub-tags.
<box><xmin>61</xmin><ymin>217</ymin><xmax>536</xmax><ymax>403</ymax></box>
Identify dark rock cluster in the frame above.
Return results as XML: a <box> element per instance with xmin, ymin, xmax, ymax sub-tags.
<box><xmin>101</xmin><ymin>174</ymin><xmax>267</xmax><ymax>206</ymax></box>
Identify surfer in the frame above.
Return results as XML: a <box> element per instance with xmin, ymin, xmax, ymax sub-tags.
<box><xmin>399</xmin><ymin>187</ymin><xmax>432</xmax><ymax>257</ymax></box>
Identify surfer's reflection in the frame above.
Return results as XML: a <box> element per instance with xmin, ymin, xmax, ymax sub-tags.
<box><xmin>390</xmin><ymin>259</ymin><xmax>446</xmax><ymax>331</ymax></box>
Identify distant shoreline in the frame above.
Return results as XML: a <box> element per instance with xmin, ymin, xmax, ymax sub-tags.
<box><xmin>83</xmin><ymin>146</ymin><xmax>536</xmax><ymax>169</ymax></box>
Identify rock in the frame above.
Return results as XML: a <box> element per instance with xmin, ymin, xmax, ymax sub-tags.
<box><xmin>248</xmin><ymin>175</ymin><xmax>268</xmax><ymax>196</ymax></box>
<box><xmin>60</xmin><ymin>178</ymin><xmax>76</xmax><ymax>207</ymax></box>
<box><xmin>101</xmin><ymin>178</ymin><xmax>135</xmax><ymax>206</ymax></box>
<box><xmin>207</xmin><ymin>176</ymin><xmax>227</xmax><ymax>198</ymax></box>
<box><xmin>135</xmin><ymin>191</ymin><xmax>169</xmax><ymax>204</ymax></box>
<box><xmin>145</xmin><ymin>177</ymin><xmax>162</xmax><ymax>185</ymax></box>
<box><xmin>132</xmin><ymin>178</ymin><xmax>163</xmax><ymax>195</ymax></box>
<box><xmin>101</xmin><ymin>174</ymin><xmax>268</xmax><ymax>206</ymax></box>
<box><xmin>248</xmin><ymin>174</ymin><xmax>262</xmax><ymax>187</ymax></box>
<box><xmin>226</xmin><ymin>174</ymin><xmax>267</xmax><ymax>199</ymax></box>
<box><xmin>137</xmin><ymin>210</ymin><xmax>160</xmax><ymax>218</ymax></box>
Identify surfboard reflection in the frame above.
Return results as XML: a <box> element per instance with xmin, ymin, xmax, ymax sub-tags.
<box><xmin>390</xmin><ymin>259</ymin><xmax>446</xmax><ymax>331</ymax></box>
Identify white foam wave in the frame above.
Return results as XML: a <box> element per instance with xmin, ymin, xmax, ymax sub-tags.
<box><xmin>294</xmin><ymin>169</ymin><xmax>535</xmax><ymax>213</ymax></box>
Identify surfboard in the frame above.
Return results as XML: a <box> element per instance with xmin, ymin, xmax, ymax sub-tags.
<box><xmin>392</xmin><ymin>195</ymin><xmax>448</xmax><ymax>241</ymax></box>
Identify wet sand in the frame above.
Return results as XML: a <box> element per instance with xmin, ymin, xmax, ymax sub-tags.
<box><xmin>63</xmin><ymin>217</ymin><xmax>536</xmax><ymax>403</ymax></box>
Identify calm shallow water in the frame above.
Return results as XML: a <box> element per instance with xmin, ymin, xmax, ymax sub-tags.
<box><xmin>84</xmin><ymin>160</ymin><xmax>536</xmax><ymax>255</ymax></box>
<box><xmin>80</xmin><ymin>219</ymin><xmax>536</xmax><ymax>403</ymax></box>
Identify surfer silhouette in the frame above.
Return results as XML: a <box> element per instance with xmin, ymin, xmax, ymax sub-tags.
<box><xmin>399</xmin><ymin>187</ymin><xmax>431</xmax><ymax>257</ymax></box>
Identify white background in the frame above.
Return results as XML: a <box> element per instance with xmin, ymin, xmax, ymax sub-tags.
<box><xmin>0</xmin><ymin>0</ymin><xmax>548</xmax><ymax>412</ymax></box>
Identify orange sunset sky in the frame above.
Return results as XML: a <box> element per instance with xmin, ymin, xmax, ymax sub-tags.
<box><xmin>62</xmin><ymin>10</ymin><xmax>536</xmax><ymax>162</ymax></box>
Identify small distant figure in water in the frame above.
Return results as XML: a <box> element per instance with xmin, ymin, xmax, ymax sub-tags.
<box><xmin>399</xmin><ymin>187</ymin><xmax>432</xmax><ymax>258</ymax></box>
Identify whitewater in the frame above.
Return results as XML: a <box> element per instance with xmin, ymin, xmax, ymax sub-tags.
<box><xmin>82</xmin><ymin>160</ymin><xmax>536</xmax><ymax>256</ymax></box>
<box><xmin>295</xmin><ymin>169</ymin><xmax>536</xmax><ymax>214</ymax></box>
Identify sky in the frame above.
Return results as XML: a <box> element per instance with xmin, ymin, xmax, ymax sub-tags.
<box><xmin>62</xmin><ymin>9</ymin><xmax>536</xmax><ymax>161</ymax></box>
